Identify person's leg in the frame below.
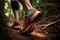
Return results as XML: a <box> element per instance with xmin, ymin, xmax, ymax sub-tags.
<box><xmin>18</xmin><ymin>0</ymin><xmax>41</xmax><ymax>29</ymax></box>
<box><xmin>11</xmin><ymin>0</ymin><xmax>20</xmax><ymax>25</ymax></box>
<box><xmin>19</xmin><ymin>0</ymin><xmax>33</xmax><ymax>11</ymax></box>
<box><xmin>19</xmin><ymin>0</ymin><xmax>41</xmax><ymax>19</ymax></box>
<box><xmin>11</xmin><ymin>0</ymin><xmax>25</xmax><ymax>30</ymax></box>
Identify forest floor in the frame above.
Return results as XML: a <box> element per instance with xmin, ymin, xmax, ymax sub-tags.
<box><xmin>0</xmin><ymin>7</ymin><xmax>60</xmax><ymax>40</ymax></box>
<box><xmin>0</xmin><ymin>19</ymin><xmax>60</xmax><ymax>40</ymax></box>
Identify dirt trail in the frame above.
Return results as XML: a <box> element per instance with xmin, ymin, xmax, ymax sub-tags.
<box><xmin>8</xmin><ymin>31</ymin><xmax>47</xmax><ymax>40</ymax></box>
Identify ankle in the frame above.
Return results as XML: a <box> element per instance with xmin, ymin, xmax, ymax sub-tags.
<box><xmin>14</xmin><ymin>18</ymin><xmax>20</xmax><ymax>22</ymax></box>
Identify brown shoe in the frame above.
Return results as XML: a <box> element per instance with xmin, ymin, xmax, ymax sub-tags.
<box><xmin>12</xmin><ymin>19</ymin><xmax>22</xmax><ymax>30</ymax></box>
<box><xmin>13</xmin><ymin>21</ymin><xmax>21</xmax><ymax>26</ymax></box>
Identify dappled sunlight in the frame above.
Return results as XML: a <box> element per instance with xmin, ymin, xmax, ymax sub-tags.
<box><xmin>5</xmin><ymin>13</ymin><xmax>9</xmax><ymax>17</ymax></box>
<box><xmin>4</xmin><ymin>3</ymin><xmax>8</xmax><ymax>9</ymax></box>
<box><xmin>7</xmin><ymin>0</ymin><xmax>10</xmax><ymax>2</ymax></box>
<box><xmin>19</xmin><ymin>4</ymin><xmax>23</xmax><ymax>11</ymax></box>
<box><xmin>37</xmin><ymin>0</ymin><xmax>39</xmax><ymax>3</ymax></box>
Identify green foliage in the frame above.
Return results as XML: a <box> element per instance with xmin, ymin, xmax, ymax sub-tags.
<box><xmin>4</xmin><ymin>0</ymin><xmax>13</xmax><ymax>22</ymax></box>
